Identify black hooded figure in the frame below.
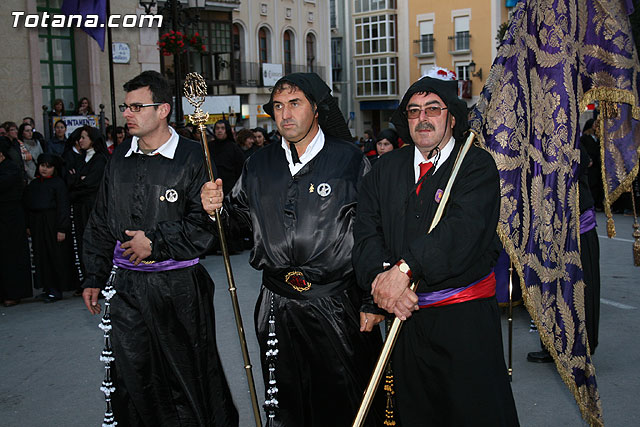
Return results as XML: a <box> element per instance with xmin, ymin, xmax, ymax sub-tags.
<box><xmin>206</xmin><ymin>119</ymin><xmax>247</xmax><ymax>253</ymax></box>
<box><xmin>23</xmin><ymin>153</ymin><xmax>74</xmax><ymax>301</ymax></box>
<box><xmin>353</xmin><ymin>72</ymin><xmax>520</xmax><ymax>426</ymax></box>
<box><xmin>207</xmin><ymin>119</ymin><xmax>245</xmax><ymax>196</ymax></box>
<box><xmin>223</xmin><ymin>73</ymin><xmax>384</xmax><ymax>426</ymax></box>
<box><xmin>0</xmin><ymin>138</ymin><xmax>32</xmax><ymax>306</ymax></box>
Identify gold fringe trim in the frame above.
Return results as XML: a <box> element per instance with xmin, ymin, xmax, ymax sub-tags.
<box><xmin>496</xmin><ymin>225</ymin><xmax>604</xmax><ymax>427</ymax></box>
<box><xmin>580</xmin><ymin>87</ymin><xmax>640</xmax><ymax>120</ymax></box>
<box><xmin>594</xmin><ymin>100</ymin><xmax>640</xmax><ymax>239</ymax></box>
<box><xmin>631</xmin><ymin>190</ymin><xmax>640</xmax><ymax>267</ymax></box>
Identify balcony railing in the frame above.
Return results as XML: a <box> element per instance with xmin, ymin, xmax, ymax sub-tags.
<box><xmin>413</xmin><ymin>35</ymin><xmax>435</xmax><ymax>55</ymax></box>
<box><xmin>232</xmin><ymin>61</ymin><xmax>327</xmax><ymax>87</ymax></box>
<box><xmin>448</xmin><ymin>32</ymin><xmax>470</xmax><ymax>53</ymax></box>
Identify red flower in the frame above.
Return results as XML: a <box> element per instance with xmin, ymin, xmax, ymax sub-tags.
<box><xmin>201</xmin><ymin>45</ymin><xmax>206</xmax><ymax>51</ymax></box>
<box><xmin>437</xmin><ymin>69</ymin><xmax>447</xmax><ymax>76</ymax></box>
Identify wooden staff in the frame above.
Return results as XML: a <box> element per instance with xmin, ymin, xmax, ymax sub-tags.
<box><xmin>352</xmin><ymin>131</ymin><xmax>476</xmax><ymax>427</ymax></box>
<box><xmin>183</xmin><ymin>72</ymin><xmax>262</xmax><ymax>427</ymax></box>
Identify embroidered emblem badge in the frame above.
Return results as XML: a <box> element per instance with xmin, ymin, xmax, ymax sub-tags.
<box><xmin>309</xmin><ymin>183</ymin><xmax>315</xmax><ymax>193</ymax></box>
<box><xmin>285</xmin><ymin>271</ymin><xmax>311</xmax><ymax>292</ymax></box>
<box><xmin>317</xmin><ymin>183</ymin><xmax>331</xmax><ymax>197</ymax></box>
<box><xmin>165</xmin><ymin>189</ymin><xmax>178</xmax><ymax>203</ymax></box>
<box><xmin>435</xmin><ymin>188</ymin><xmax>444</xmax><ymax>203</ymax></box>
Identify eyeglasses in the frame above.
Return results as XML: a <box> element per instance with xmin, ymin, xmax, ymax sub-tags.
<box><xmin>118</xmin><ymin>103</ymin><xmax>163</xmax><ymax>112</ymax></box>
<box><xmin>405</xmin><ymin>106</ymin><xmax>448</xmax><ymax>119</ymax></box>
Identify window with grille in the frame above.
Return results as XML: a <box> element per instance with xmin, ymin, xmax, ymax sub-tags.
<box><xmin>355</xmin><ymin>57</ymin><xmax>397</xmax><ymax>97</ymax></box>
<box><xmin>354</xmin><ymin>0</ymin><xmax>396</xmax><ymax>13</ymax></box>
<box><xmin>37</xmin><ymin>0</ymin><xmax>77</xmax><ymax>113</ymax></box>
<box><xmin>419</xmin><ymin>20</ymin><xmax>434</xmax><ymax>54</ymax></box>
<box><xmin>355</xmin><ymin>14</ymin><xmax>397</xmax><ymax>55</ymax></box>
<box><xmin>453</xmin><ymin>16</ymin><xmax>470</xmax><ymax>51</ymax></box>
<box><xmin>284</xmin><ymin>31</ymin><xmax>293</xmax><ymax>75</ymax></box>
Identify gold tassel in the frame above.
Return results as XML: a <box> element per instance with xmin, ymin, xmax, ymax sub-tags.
<box><xmin>607</xmin><ymin>215</ymin><xmax>616</xmax><ymax>238</ymax></box>
<box><xmin>383</xmin><ymin>318</ymin><xmax>396</xmax><ymax>426</ymax></box>
<box><xmin>383</xmin><ymin>369</ymin><xmax>396</xmax><ymax>426</ymax></box>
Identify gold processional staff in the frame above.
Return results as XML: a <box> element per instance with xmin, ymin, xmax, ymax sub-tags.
<box><xmin>184</xmin><ymin>72</ymin><xmax>263</xmax><ymax>427</ymax></box>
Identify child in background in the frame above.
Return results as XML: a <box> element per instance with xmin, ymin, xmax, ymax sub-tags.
<box><xmin>24</xmin><ymin>153</ymin><xmax>72</xmax><ymax>302</ymax></box>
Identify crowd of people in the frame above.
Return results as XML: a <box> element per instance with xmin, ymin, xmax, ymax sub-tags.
<box><xmin>0</xmin><ymin>66</ymin><xmax>614</xmax><ymax>426</ymax></box>
<box><xmin>0</xmin><ymin>119</ymin><xmax>111</xmax><ymax>306</ymax></box>
<box><xmin>0</xmin><ymin>104</ymin><xmax>286</xmax><ymax>308</ymax></box>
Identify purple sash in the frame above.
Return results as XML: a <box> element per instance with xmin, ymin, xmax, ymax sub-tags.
<box><xmin>580</xmin><ymin>207</ymin><xmax>597</xmax><ymax>234</ymax></box>
<box><xmin>113</xmin><ymin>240</ymin><xmax>199</xmax><ymax>272</ymax></box>
<box><xmin>417</xmin><ymin>271</ymin><xmax>495</xmax><ymax>307</ymax></box>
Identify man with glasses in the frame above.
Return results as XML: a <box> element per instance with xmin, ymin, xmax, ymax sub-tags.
<box><xmin>81</xmin><ymin>71</ymin><xmax>238</xmax><ymax>426</ymax></box>
<box><xmin>352</xmin><ymin>68</ymin><xmax>519</xmax><ymax>426</ymax></box>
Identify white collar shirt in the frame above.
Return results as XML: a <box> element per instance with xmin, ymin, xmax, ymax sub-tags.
<box><xmin>282</xmin><ymin>127</ymin><xmax>325</xmax><ymax>176</ymax></box>
<box><xmin>413</xmin><ymin>136</ymin><xmax>455</xmax><ymax>183</ymax></box>
<box><xmin>125</xmin><ymin>126</ymin><xmax>179</xmax><ymax>159</ymax></box>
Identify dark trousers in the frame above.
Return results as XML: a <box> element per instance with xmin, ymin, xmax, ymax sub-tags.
<box><xmin>254</xmin><ymin>286</ymin><xmax>384</xmax><ymax>427</ymax></box>
<box><xmin>581</xmin><ymin>228</ymin><xmax>600</xmax><ymax>354</ymax></box>
<box><xmin>110</xmin><ymin>265</ymin><xmax>238</xmax><ymax>427</ymax></box>
<box><xmin>394</xmin><ymin>297</ymin><xmax>519</xmax><ymax>427</ymax></box>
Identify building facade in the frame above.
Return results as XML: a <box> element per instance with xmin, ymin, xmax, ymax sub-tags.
<box><xmin>231</xmin><ymin>0</ymin><xmax>332</xmax><ymax>130</ymax></box>
<box><xmin>346</xmin><ymin>0</ymin><xmax>512</xmax><ymax>137</ymax></box>
<box><xmin>329</xmin><ymin>0</ymin><xmax>355</xmax><ymax>136</ymax></box>
<box><xmin>349</xmin><ymin>0</ymin><xmax>411</xmax><ymax>138</ymax></box>
<box><xmin>407</xmin><ymin>0</ymin><xmax>510</xmax><ymax>106</ymax></box>
<box><xmin>2</xmin><ymin>0</ymin><xmax>332</xmax><ymax>136</ymax></box>
<box><xmin>1</xmin><ymin>0</ymin><xmax>158</xmax><ymax>134</ymax></box>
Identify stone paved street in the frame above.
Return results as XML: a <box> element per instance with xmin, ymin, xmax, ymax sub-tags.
<box><xmin>1</xmin><ymin>212</ymin><xmax>638</xmax><ymax>426</ymax></box>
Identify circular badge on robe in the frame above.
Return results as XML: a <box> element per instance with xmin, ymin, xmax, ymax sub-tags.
<box><xmin>317</xmin><ymin>183</ymin><xmax>331</xmax><ymax>197</ymax></box>
<box><xmin>165</xmin><ymin>189</ymin><xmax>178</xmax><ymax>203</ymax></box>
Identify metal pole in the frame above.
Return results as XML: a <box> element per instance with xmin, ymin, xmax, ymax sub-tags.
<box><xmin>508</xmin><ymin>261</ymin><xmax>514</xmax><ymax>381</ymax></box>
<box><xmin>172</xmin><ymin>0</ymin><xmax>184</xmax><ymax>127</ymax></box>
<box><xmin>353</xmin><ymin>131</ymin><xmax>477</xmax><ymax>427</ymax></box>
<box><xmin>183</xmin><ymin>73</ymin><xmax>262</xmax><ymax>427</ymax></box>
<box><xmin>106</xmin><ymin>0</ymin><xmax>117</xmax><ymax>136</ymax></box>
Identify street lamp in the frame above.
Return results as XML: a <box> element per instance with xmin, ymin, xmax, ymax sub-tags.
<box><xmin>140</xmin><ymin>0</ymin><xmax>202</xmax><ymax>127</ymax></box>
<box><xmin>468</xmin><ymin>60</ymin><xmax>483</xmax><ymax>80</ymax></box>
<box><xmin>138</xmin><ymin>1</ymin><xmax>156</xmax><ymax>14</ymax></box>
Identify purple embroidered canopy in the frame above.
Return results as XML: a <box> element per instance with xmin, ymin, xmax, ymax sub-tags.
<box><xmin>470</xmin><ymin>0</ymin><xmax>639</xmax><ymax>425</ymax></box>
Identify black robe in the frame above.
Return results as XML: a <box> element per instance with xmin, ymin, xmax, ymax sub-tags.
<box><xmin>580</xmin><ymin>133</ymin><xmax>603</xmax><ymax>209</ymax></box>
<box><xmin>68</xmin><ymin>151</ymin><xmax>107</xmax><ymax>276</ymax></box>
<box><xmin>353</xmin><ymin>142</ymin><xmax>519</xmax><ymax>426</ymax></box>
<box><xmin>23</xmin><ymin>175</ymin><xmax>74</xmax><ymax>296</ymax></box>
<box><xmin>229</xmin><ymin>136</ymin><xmax>383</xmax><ymax>426</ymax></box>
<box><xmin>578</xmin><ymin>144</ymin><xmax>600</xmax><ymax>354</ymax></box>
<box><xmin>0</xmin><ymin>159</ymin><xmax>32</xmax><ymax>301</ymax></box>
<box><xmin>207</xmin><ymin>138</ymin><xmax>245</xmax><ymax>196</ymax></box>
<box><xmin>207</xmin><ymin>138</ymin><xmax>247</xmax><ymax>252</ymax></box>
<box><xmin>82</xmin><ymin>136</ymin><xmax>238</xmax><ymax>426</ymax></box>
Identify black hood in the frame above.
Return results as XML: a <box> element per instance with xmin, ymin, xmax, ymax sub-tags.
<box><xmin>263</xmin><ymin>73</ymin><xmax>353</xmax><ymax>142</ymax></box>
<box><xmin>390</xmin><ymin>77</ymin><xmax>469</xmax><ymax>145</ymax></box>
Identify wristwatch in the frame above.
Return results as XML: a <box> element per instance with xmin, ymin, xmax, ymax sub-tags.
<box><xmin>395</xmin><ymin>260</ymin><xmax>412</xmax><ymax>280</ymax></box>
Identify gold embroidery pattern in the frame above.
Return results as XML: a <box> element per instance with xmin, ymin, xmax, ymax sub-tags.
<box><xmin>465</xmin><ymin>0</ymin><xmax>640</xmax><ymax>425</ymax></box>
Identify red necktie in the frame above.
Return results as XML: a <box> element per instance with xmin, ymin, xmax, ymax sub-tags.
<box><xmin>416</xmin><ymin>161</ymin><xmax>433</xmax><ymax>195</ymax></box>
